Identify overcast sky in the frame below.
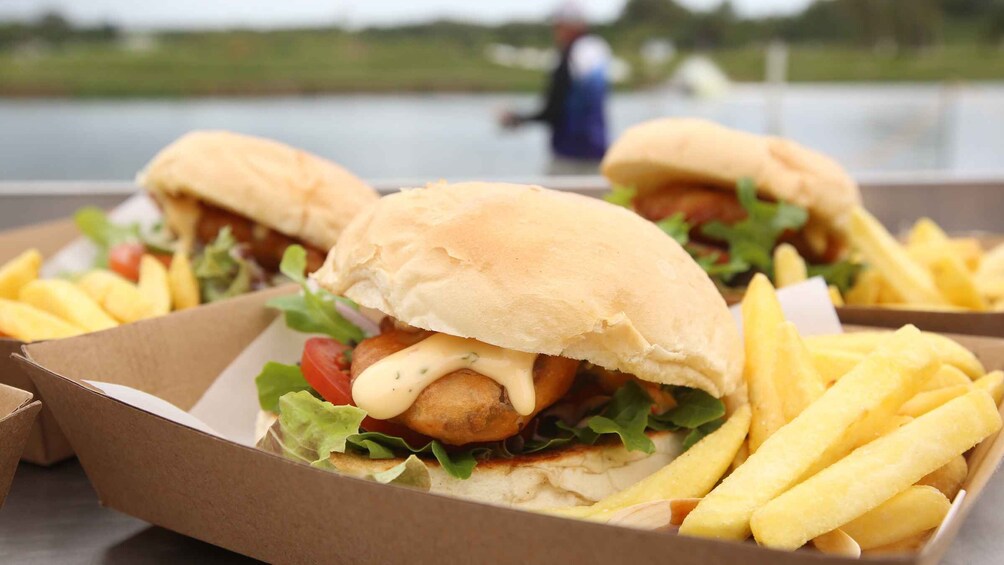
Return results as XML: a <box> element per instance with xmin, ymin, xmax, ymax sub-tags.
<box><xmin>0</xmin><ymin>0</ymin><xmax>813</xmax><ymax>29</ymax></box>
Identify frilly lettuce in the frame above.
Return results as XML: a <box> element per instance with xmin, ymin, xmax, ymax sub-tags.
<box><xmin>266</xmin><ymin>245</ymin><xmax>366</xmax><ymax>345</ymax></box>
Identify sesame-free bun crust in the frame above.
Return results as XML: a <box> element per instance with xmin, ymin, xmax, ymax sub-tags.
<box><xmin>316</xmin><ymin>182</ymin><xmax>742</xmax><ymax>398</ymax></box>
<box><xmin>138</xmin><ymin>130</ymin><xmax>379</xmax><ymax>250</ymax></box>
<box><xmin>601</xmin><ymin>118</ymin><xmax>861</xmax><ymax>230</ymax></box>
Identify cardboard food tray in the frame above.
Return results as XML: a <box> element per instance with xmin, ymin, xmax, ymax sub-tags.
<box><xmin>0</xmin><ymin>218</ymin><xmax>83</xmax><ymax>465</ymax></box>
<box><xmin>13</xmin><ymin>290</ymin><xmax>1004</xmax><ymax>565</ymax></box>
<box><xmin>0</xmin><ymin>383</ymin><xmax>42</xmax><ymax>507</ymax></box>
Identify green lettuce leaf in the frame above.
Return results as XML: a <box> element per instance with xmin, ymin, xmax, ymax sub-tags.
<box><xmin>266</xmin><ymin>246</ymin><xmax>366</xmax><ymax>344</ymax></box>
<box><xmin>808</xmin><ymin>260</ymin><xmax>862</xmax><ymax>293</ymax></box>
<box><xmin>271</xmin><ymin>391</ymin><xmax>367</xmax><ymax>465</ymax></box>
<box><xmin>541</xmin><ymin>381</ymin><xmax>726</xmax><ymax>455</ymax></box>
<box><xmin>74</xmin><ymin>206</ymin><xmax>142</xmax><ymax>267</ymax></box>
<box><xmin>700</xmin><ymin>178</ymin><xmax>809</xmax><ymax>281</ymax></box>
<box><xmin>656</xmin><ymin>212</ymin><xmax>691</xmax><ymax>247</ymax></box>
<box><xmin>192</xmin><ymin>226</ymin><xmax>253</xmax><ymax>302</ymax></box>
<box><xmin>602</xmin><ymin>185</ymin><xmax>637</xmax><ymax>208</ymax></box>
<box><xmin>682</xmin><ymin>418</ymin><xmax>726</xmax><ymax>450</ymax></box>
<box><xmin>371</xmin><ymin>455</ymin><xmax>433</xmax><ymax>489</ymax></box>
<box><xmin>649</xmin><ymin>386</ymin><xmax>726</xmax><ymax>430</ymax></box>
<box><xmin>582</xmin><ymin>380</ymin><xmax>657</xmax><ymax>454</ymax></box>
<box><xmin>255</xmin><ymin>362</ymin><xmax>312</xmax><ymax>412</ymax></box>
<box><xmin>347</xmin><ymin>431</ymin><xmax>488</xmax><ymax>480</ymax></box>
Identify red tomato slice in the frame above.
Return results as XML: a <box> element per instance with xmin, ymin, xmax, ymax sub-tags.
<box><xmin>300</xmin><ymin>337</ymin><xmax>429</xmax><ymax>445</ymax></box>
<box><xmin>108</xmin><ymin>242</ymin><xmax>145</xmax><ymax>282</ymax></box>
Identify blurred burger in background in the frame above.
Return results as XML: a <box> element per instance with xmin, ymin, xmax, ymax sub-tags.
<box><xmin>601</xmin><ymin>118</ymin><xmax>862</xmax><ymax>296</ymax></box>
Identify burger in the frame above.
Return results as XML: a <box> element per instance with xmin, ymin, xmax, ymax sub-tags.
<box><xmin>255</xmin><ymin>181</ymin><xmax>743</xmax><ymax>510</ymax></box>
<box><xmin>68</xmin><ymin>130</ymin><xmax>381</xmax><ymax>304</ymax></box>
<box><xmin>601</xmin><ymin>118</ymin><xmax>862</xmax><ymax>292</ymax></box>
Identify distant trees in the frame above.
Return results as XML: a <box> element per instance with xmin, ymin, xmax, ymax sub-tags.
<box><xmin>0</xmin><ymin>10</ymin><xmax>118</xmax><ymax>51</ymax></box>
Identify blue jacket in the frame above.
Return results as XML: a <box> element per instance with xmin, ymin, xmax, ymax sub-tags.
<box><xmin>523</xmin><ymin>35</ymin><xmax>610</xmax><ymax>160</ymax></box>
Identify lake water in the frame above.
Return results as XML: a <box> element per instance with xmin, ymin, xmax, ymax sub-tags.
<box><xmin>1</xmin><ymin>83</ymin><xmax>1003</xmax><ymax>181</ymax></box>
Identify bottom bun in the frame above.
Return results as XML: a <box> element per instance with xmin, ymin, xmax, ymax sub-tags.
<box><xmin>256</xmin><ymin>411</ymin><xmax>683</xmax><ymax>510</ymax></box>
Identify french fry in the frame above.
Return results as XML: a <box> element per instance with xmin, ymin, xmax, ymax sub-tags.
<box><xmin>168</xmin><ymin>250</ymin><xmax>200</xmax><ymax>310</ymax></box>
<box><xmin>906</xmin><ymin>217</ymin><xmax>949</xmax><ymax>248</ymax></box>
<box><xmin>78</xmin><ymin>270</ymin><xmax>154</xmax><ymax>324</ymax></box>
<box><xmin>950</xmin><ymin>238</ymin><xmax>984</xmax><ymax>272</ymax></box>
<box><xmin>138</xmin><ymin>255</ymin><xmax>171</xmax><ymax>316</ymax></box>
<box><xmin>811</xmin><ymin>529</ymin><xmax>861</xmax><ymax>558</ymax></box>
<box><xmin>810</xmin><ymin>348</ymin><xmax>863</xmax><ymax>385</ymax></box>
<box><xmin>844</xmin><ymin>268</ymin><xmax>884</xmax><ymax>306</ymax></box>
<box><xmin>976</xmin><ymin>242</ymin><xmax>1004</xmax><ymax>282</ymax></box>
<box><xmin>774</xmin><ymin>322</ymin><xmax>825</xmax><ymax>421</ymax></box>
<box><xmin>867</xmin><ymin>532</ymin><xmax>930</xmax><ymax>554</ymax></box>
<box><xmin>900</xmin><ymin>385</ymin><xmax>970</xmax><ymax>418</ymax></box>
<box><xmin>742</xmin><ymin>274</ymin><xmax>787</xmax><ymax>452</ymax></box>
<box><xmin>804</xmin><ymin>331</ymin><xmax>985</xmax><ymax>379</ymax></box>
<box><xmin>18</xmin><ymin>279</ymin><xmax>118</xmax><ymax>332</ymax></box>
<box><xmin>0</xmin><ymin>248</ymin><xmax>42</xmax><ymax>300</ymax></box>
<box><xmin>917</xmin><ymin>455</ymin><xmax>967</xmax><ymax>500</ymax></box>
<box><xmin>975</xmin><ymin>370</ymin><xmax>1004</xmax><ymax>405</ymax></box>
<box><xmin>848</xmin><ymin>207</ymin><xmax>946</xmax><ymax>305</ymax></box>
<box><xmin>563</xmin><ymin>405</ymin><xmax>751</xmax><ymax>521</ymax></box>
<box><xmin>773</xmin><ymin>244</ymin><xmax>807</xmax><ymax>288</ymax></box>
<box><xmin>827</xmin><ymin>285</ymin><xmax>844</xmax><ymax>307</ymax></box>
<box><xmin>919</xmin><ymin>365</ymin><xmax>972</xmax><ymax>393</ymax></box>
<box><xmin>604</xmin><ymin>500</ymin><xmax>673</xmax><ymax>531</ymax></box>
<box><xmin>978</xmin><ymin>278</ymin><xmax>1004</xmax><ymax>302</ymax></box>
<box><xmin>0</xmin><ymin>298</ymin><xmax>84</xmax><ymax>341</ymax></box>
<box><xmin>731</xmin><ymin>440</ymin><xmax>749</xmax><ymax>473</ymax></box>
<box><xmin>928</xmin><ymin>255</ymin><xmax>988</xmax><ymax>310</ymax></box>
<box><xmin>679</xmin><ymin>326</ymin><xmax>937</xmax><ymax>542</ymax></box>
<box><xmin>750</xmin><ymin>390</ymin><xmax>1001</xmax><ymax>550</ymax></box>
<box><xmin>839</xmin><ymin>486</ymin><xmax>951</xmax><ymax>550</ymax></box>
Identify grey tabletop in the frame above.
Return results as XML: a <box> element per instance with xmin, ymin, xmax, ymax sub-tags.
<box><xmin>0</xmin><ymin>459</ymin><xmax>1002</xmax><ymax>564</ymax></box>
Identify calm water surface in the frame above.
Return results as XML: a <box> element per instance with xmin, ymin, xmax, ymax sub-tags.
<box><xmin>1</xmin><ymin>83</ymin><xmax>1003</xmax><ymax>181</ymax></box>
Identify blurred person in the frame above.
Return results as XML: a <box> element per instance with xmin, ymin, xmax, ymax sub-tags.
<box><xmin>500</xmin><ymin>1</ymin><xmax>611</xmax><ymax>175</ymax></box>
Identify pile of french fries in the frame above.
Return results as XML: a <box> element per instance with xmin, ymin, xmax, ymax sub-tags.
<box><xmin>550</xmin><ymin>274</ymin><xmax>1003</xmax><ymax>557</ymax></box>
<box><xmin>0</xmin><ymin>248</ymin><xmax>199</xmax><ymax>342</ymax></box>
<box><xmin>775</xmin><ymin>206</ymin><xmax>1004</xmax><ymax>311</ymax></box>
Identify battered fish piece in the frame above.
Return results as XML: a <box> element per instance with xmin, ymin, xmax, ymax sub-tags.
<box><xmin>351</xmin><ymin>325</ymin><xmax>579</xmax><ymax>446</ymax></box>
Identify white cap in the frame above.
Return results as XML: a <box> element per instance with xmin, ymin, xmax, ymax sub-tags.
<box><xmin>550</xmin><ymin>1</ymin><xmax>587</xmax><ymax>25</ymax></box>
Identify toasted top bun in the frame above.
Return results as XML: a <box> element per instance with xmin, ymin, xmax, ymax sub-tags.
<box><xmin>315</xmin><ymin>181</ymin><xmax>743</xmax><ymax>398</ymax></box>
<box><xmin>601</xmin><ymin>118</ymin><xmax>861</xmax><ymax>231</ymax></box>
<box><xmin>255</xmin><ymin>410</ymin><xmax>682</xmax><ymax>510</ymax></box>
<box><xmin>137</xmin><ymin>130</ymin><xmax>379</xmax><ymax>250</ymax></box>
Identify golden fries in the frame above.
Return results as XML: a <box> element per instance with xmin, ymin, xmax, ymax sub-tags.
<box><xmin>812</xmin><ymin>529</ymin><xmax>860</xmax><ymax>558</ymax></box>
<box><xmin>742</xmin><ymin>274</ymin><xmax>788</xmax><ymax>452</ymax></box>
<box><xmin>839</xmin><ymin>486</ymin><xmax>951</xmax><ymax>550</ymax></box>
<box><xmin>0</xmin><ymin>298</ymin><xmax>84</xmax><ymax>341</ymax></box>
<box><xmin>679</xmin><ymin>326</ymin><xmax>937</xmax><ymax>541</ymax></box>
<box><xmin>0</xmin><ymin>248</ymin><xmax>42</xmax><ymax>300</ymax></box>
<box><xmin>842</xmin><ymin>213</ymin><xmax>1003</xmax><ymax>311</ymax></box>
<box><xmin>78</xmin><ymin>270</ymin><xmax>155</xmax><ymax>324</ymax></box>
<box><xmin>975</xmin><ymin>370</ymin><xmax>1004</xmax><ymax>405</ymax></box>
<box><xmin>773</xmin><ymin>244</ymin><xmax>807</xmax><ymax>288</ymax></box>
<box><xmin>899</xmin><ymin>385</ymin><xmax>970</xmax><ymax>418</ymax></box>
<box><xmin>774</xmin><ymin>321</ymin><xmax>825</xmax><ymax>421</ymax></box>
<box><xmin>827</xmin><ymin>285</ymin><xmax>844</xmax><ymax>306</ymax></box>
<box><xmin>138</xmin><ymin>255</ymin><xmax>171</xmax><ymax>316</ymax></box>
<box><xmin>168</xmin><ymin>250</ymin><xmax>200</xmax><ymax>310</ymax></box>
<box><xmin>750</xmin><ymin>390</ymin><xmax>1000</xmax><ymax>550</ymax></box>
<box><xmin>18</xmin><ymin>279</ymin><xmax>118</xmax><ymax>332</ymax></box>
<box><xmin>810</xmin><ymin>348</ymin><xmax>863</xmax><ymax>385</ymax></box>
<box><xmin>558</xmin><ymin>405</ymin><xmax>751</xmax><ymax>521</ymax></box>
<box><xmin>920</xmin><ymin>365</ymin><xmax>972</xmax><ymax>393</ymax></box>
<box><xmin>804</xmin><ymin>331</ymin><xmax>985</xmax><ymax>379</ymax></box>
<box><xmin>917</xmin><ymin>455</ymin><xmax>967</xmax><ymax>500</ymax></box>
<box><xmin>848</xmin><ymin>208</ymin><xmax>945</xmax><ymax>305</ymax></box>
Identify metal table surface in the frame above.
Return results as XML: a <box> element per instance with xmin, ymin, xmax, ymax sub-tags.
<box><xmin>1</xmin><ymin>460</ymin><xmax>1003</xmax><ymax>563</ymax></box>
